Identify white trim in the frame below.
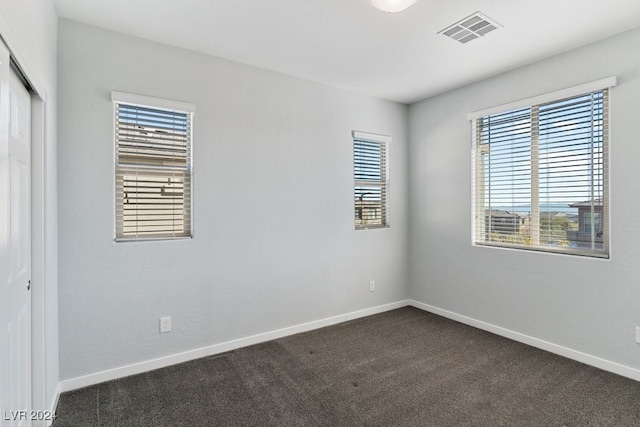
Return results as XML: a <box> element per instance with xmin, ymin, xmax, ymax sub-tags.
<box><xmin>45</xmin><ymin>382</ymin><xmax>61</xmax><ymax>427</ymax></box>
<box><xmin>30</xmin><ymin>95</ymin><xmax>47</xmax><ymax>423</ymax></box>
<box><xmin>59</xmin><ymin>298</ymin><xmax>640</xmax><ymax>394</ymax></box>
<box><xmin>352</xmin><ymin>130</ymin><xmax>392</xmax><ymax>144</ymax></box>
<box><xmin>0</xmin><ymin>17</ymin><xmax>46</xmax><ymax>100</ymax></box>
<box><xmin>467</xmin><ymin>76</ymin><xmax>617</xmax><ymax>120</ymax></box>
<box><xmin>0</xmin><ymin>21</ymin><xmax>51</xmax><ymax>425</ymax></box>
<box><xmin>408</xmin><ymin>300</ymin><xmax>640</xmax><ymax>382</ymax></box>
<box><xmin>59</xmin><ymin>300</ymin><xmax>410</xmax><ymax>392</ymax></box>
<box><xmin>111</xmin><ymin>91</ymin><xmax>196</xmax><ymax>113</ymax></box>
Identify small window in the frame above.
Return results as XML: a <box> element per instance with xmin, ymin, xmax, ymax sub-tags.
<box><xmin>112</xmin><ymin>92</ymin><xmax>195</xmax><ymax>241</ymax></box>
<box><xmin>470</xmin><ymin>78</ymin><xmax>615</xmax><ymax>258</ymax></box>
<box><xmin>353</xmin><ymin>131</ymin><xmax>390</xmax><ymax>229</ymax></box>
<box><xmin>583</xmin><ymin>212</ymin><xmax>602</xmax><ymax>234</ymax></box>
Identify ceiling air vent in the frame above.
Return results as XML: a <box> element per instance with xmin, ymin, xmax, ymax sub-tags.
<box><xmin>438</xmin><ymin>12</ymin><xmax>501</xmax><ymax>44</ymax></box>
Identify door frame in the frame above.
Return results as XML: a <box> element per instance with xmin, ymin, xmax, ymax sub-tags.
<box><xmin>0</xmin><ymin>28</ymin><xmax>49</xmax><ymax>420</ymax></box>
<box><xmin>29</xmin><ymin>85</ymin><xmax>47</xmax><ymax>420</ymax></box>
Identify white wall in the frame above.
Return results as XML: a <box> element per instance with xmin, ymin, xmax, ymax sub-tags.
<box><xmin>57</xmin><ymin>19</ymin><xmax>409</xmax><ymax>381</ymax></box>
<box><xmin>409</xmin><ymin>27</ymin><xmax>640</xmax><ymax>372</ymax></box>
<box><xmin>0</xmin><ymin>0</ymin><xmax>59</xmax><ymax>414</ymax></box>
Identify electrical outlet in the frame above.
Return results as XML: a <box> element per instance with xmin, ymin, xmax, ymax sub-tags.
<box><xmin>369</xmin><ymin>280</ymin><xmax>375</xmax><ymax>292</ymax></box>
<box><xmin>160</xmin><ymin>316</ymin><xmax>172</xmax><ymax>333</ymax></box>
<box><xmin>636</xmin><ymin>327</ymin><xmax>640</xmax><ymax>344</ymax></box>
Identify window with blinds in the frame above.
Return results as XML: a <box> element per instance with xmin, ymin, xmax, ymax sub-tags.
<box><xmin>112</xmin><ymin>92</ymin><xmax>195</xmax><ymax>241</ymax></box>
<box><xmin>353</xmin><ymin>131</ymin><xmax>390</xmax><ymax>229</ymax></box>
<box><xmin>471</xmin><ymin>79</ymin><xmax>613</xmax><ymax>258</ymax></box>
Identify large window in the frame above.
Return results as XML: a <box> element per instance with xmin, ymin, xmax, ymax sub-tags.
<box><xmin>112</xmin><ymin>92</ymin><xmax>195</xmax><ymax>241</ymax></box>
<box><xmin>470</xmin><ymin>78</ymin><xmax>615</xmax><ymax>258</ymax></box>
<box><xmin>353</xmin><ymin>131</ymin><xmax>390</xmax><ymax>229</ymax></box>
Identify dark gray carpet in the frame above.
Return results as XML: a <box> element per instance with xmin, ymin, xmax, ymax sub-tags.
<box><xmin>53</xmin><ymin>307</ymin><xmax>640</xmax><ymax>426</ymax></box>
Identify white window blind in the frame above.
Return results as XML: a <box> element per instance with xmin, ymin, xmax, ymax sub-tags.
<box><xmin>113</xmin><ymin>92</ymin><xmax>194</xmax><ymax>241</ymax></box>
<box><xmin>471</xmin><ymin>81</ymin><xmax>613</xmax><ymax>258</ymax></box>
<box><xmin>353</xmin><ymin>131</ymin><xmax>390</xmax><ymax>229</ymax></box>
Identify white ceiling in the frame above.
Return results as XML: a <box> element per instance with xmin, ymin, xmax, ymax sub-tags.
<box><xmin>53</xmin><ymin>0</ymin><xmax>640</xmax><ymax>104</ymax></box>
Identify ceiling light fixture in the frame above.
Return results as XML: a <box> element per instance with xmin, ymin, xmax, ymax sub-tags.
<box><xmin>372</xmin><ymin>0</ymin><xmax>419</xmax><ymax>13</ymax></box>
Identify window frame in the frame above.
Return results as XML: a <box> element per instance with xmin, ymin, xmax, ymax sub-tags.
<box><xmin>112</xmin><ymin>91</ymin><xmax>195</xmax><ymax>242</ymax></box>
<box><xmin>352</xmin><ymin>130</ymin><xmax>391</xmax><ymax>230</ymax></box>
<box><xmin>469</xmin><ymin>77</ymin><xmax>616</xmax><ymax>258</ymax></box>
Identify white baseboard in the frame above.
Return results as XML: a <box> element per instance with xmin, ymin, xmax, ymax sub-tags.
<box><xmin>60</xmin><ymin>300</ymin><xmax>411</xmax><ymax>393</ymax></box>
<box><xmin>59</xmin><ymin>298</ymin><xmax>640</xmax><ymax>395</ymax></box>
<box><xmin>408</xmin><ymin>299</ymin><xmax>640</xmax><ymax>382</ymax></box>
